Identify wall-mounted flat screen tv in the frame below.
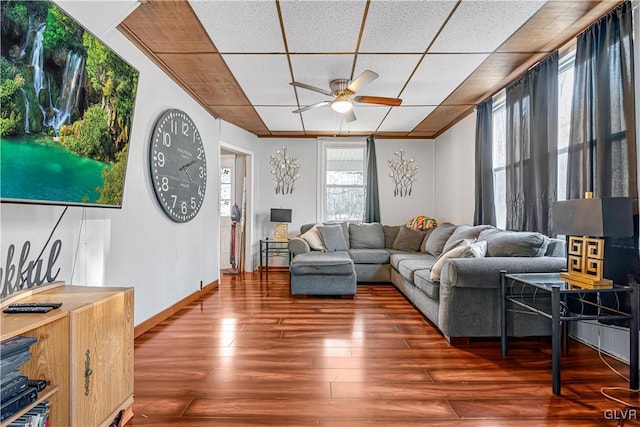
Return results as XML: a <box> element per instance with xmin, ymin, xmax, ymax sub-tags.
<box><xmin>0</xmin><ymin>0</ymin><xmax>139</xmax><ymax>208</ymax></box>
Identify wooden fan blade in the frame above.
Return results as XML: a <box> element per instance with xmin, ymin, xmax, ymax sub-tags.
<box><xmin>290</xmin><ymin>82</ymin><xmax>332</xmax><ymax>96</ymax></box>
<box><xmin>346</xmin><ymin>70</ymin><xmax>378</xmax><ymax>93</ymax></box>
<box><xmin>292</xmin><ymin>101</ymin><xmax>330</xmax><ymax>114</ymax></box>
<box><xmin>344</xmin><ymin>109</ymin><xmax>356</xmax><ymax>123</ymax></box>
<box><xmin>354</xmin><ymin>96</ymin><xmax>402</xmax><ymax>107</ymax></box>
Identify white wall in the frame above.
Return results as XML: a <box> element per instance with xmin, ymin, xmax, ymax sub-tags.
<box><xmin>375</xmin><ymin>139</ymin><xmax>436</xmax><ymax>225</ymax></box>
<box><xmin>433</xmin><ymin>113</ymin><xmax>477</xmax><ymax>224</ymax></box>
<box><xmin>256</xmin><ymin>138</ymin><xmax>435</xmax><ymax>236</ymax></box>
<box><xmin>0</xmin><ymin>1</ymin><xmax>259</xmax><ymax>325</ymax></box>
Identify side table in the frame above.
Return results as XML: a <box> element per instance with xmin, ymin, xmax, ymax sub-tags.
<box><xmin>500</xmin><ymin>271</ymin><xmax>639</xmax><ymax>395</ymax></box>
<box><xmin>259</xmin><ymin>239</ymin><xmax>291</xmax><ymax>277</ymax></box>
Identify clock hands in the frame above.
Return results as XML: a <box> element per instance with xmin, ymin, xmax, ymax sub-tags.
<box><xmin>179</xmin><ymin>159</ymin><xmax>197</xmax><ymax>182</ymax></box>
<box><xmin>179</xmin><ymin>159</ymin><xmax>197</xmax><ymax>171</ymax></box>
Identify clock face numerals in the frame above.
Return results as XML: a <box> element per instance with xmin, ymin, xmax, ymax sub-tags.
<box><xmin>149</xmin><ymin>109</ymin><xmax>207</xmax><ymax>222</ymax></box>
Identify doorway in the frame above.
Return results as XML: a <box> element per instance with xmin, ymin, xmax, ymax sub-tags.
<box><xmin>219</xmin><ymin>146</ymin><xmax>253</xmax><ymax>272</ymax></box>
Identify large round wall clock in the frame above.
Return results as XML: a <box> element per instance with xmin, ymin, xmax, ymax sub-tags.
<box><xmin>149</xmin><ymin>109</ymin><xmax>207</xmax><ymax>223</ymax></box>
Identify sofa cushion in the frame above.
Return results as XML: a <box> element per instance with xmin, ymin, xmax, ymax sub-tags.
<box><xmin>480</xmin><ymin>230</ymin><xmax>550</xmax><ymax>257</ymax></box>
<box><xmin>335</xmin><ymin>222</ymin><xmax>351</xmax><ymax>249</ymax></box>
<box><xmin>424</xmin><ymin>222</ymin><xmax>457</xmax><ymax>257</ymax></box>
<box><xmin>397</xmin><ymin>258</ymin><xmax>437</xmax><ymax>283</ymax></box>
<box><xmin>420</xmin><ymin>227</ymin><xmax>437</xmax><ymax>253</ymax></box>
<box><xmin>414</xmin><ymin>270</ymin><xmax>440</xmax><ymax>299</ymax></box>
<box><xmin>318</xmin><ymin>224</ymin><xmax>348</xmax><ymax>252</ymax></box>
<box><xmin>431</xmin><ymin>240</ymin><xmax>487</xmax><ymax>281</ymax></box>
<box><xmin>442</xmin><ymin>224</ymin><xmax>495</xmax><ymax>254</ymax></box>
<box><xmin>290</xmin><ymin>251</ymin><xmax>354</xmax><ymax>276</ymax></box>
<box><xmin>349</xmin><ymin>223</ymin><xmax>385</xmax><ymax>249</ymax></box>
<box><xmin>348</xmin><ymin>249</ymin><xmax>390</xmax><ymax>264</ymax></box>
<box><xmin>300</xmin><ymin>224</ymin><xmax>325</xmax><ymax>251</ymax></box>
<box><xmin>392</xmin><ymin>225</ymin><xmax>426</xmax><ymax>252</ymax></box>
<box><xmin>383</xmin><ymin>225</ymin><xmax>401</xmax><ymax>248</ymax></box>
<box><xmin>390</xmin><ymin>252</ymin><xmax>435</xmax><ymax>270</ymax></box>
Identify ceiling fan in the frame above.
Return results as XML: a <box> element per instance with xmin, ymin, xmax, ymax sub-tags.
<box><xmin>290</xmin><ymin>70</ymin><xmax>402</xmax><ymax>122</ymax></box>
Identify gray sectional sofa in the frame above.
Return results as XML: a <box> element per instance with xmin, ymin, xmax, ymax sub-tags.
<box><xmin>288</xmin><ymin>222</ymin><xmax>566</xmax><ymax>341</ymax></box>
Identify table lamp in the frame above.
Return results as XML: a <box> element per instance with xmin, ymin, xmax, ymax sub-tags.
<box><xmin>270</xmin><ymin>208</ymin><xmax>292</xmax><ymax>242</ymax></box>
<box><xmin>553</xmin><ymin>195</ymin><xmax>633</xmax><ymax>289</ymax></box>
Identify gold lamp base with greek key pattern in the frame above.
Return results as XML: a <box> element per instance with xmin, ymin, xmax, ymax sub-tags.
<box><xmin>559</xmin><ymin>235</ymin><xmax>613</xmax><ymax>289</ymax></box>
<box><xmin>273</xmin><ymin>223</ymin><xmax>289</xmax><ymax>242</ymax></box>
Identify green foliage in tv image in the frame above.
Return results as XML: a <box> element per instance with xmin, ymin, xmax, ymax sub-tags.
<box><xmin>0</xmin><ymin>0</ymin><xmax>139</xmax><ymax>206</ymax></box>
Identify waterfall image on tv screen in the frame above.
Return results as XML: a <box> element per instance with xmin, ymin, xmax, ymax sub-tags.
<box><xmin>0</xmin><ymin>1</ymin><xmax>139</xmax><ymax>207</ymax></box>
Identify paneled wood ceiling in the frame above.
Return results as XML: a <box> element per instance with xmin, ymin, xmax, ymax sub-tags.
<box><xmin>119</xmin><ymin>0</ymin><xmax>622</xmax><ymax>139</ymax></box>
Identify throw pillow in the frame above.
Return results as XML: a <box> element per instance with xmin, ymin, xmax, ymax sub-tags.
<box><xmin>442</xmin><ymin>224</ymin><xmax>495</xmax><ymax>254</ymax></box>
<box><xmin>349</xmin><ymin>223</ymin><xmax>385</xmax><ymax>249</ymax></box>
<box><xmin>424</xmin><ymin>222</ymin><xmax>457</xmax><ymax>257</ymax></box>
<box><xmin>383</xmin><ymin>225</ymin><xmax>401</xmax><ymax>248</ymax></box>
<box><xmin>430</xmin><ymin>240</ymin><xmax>488</xmax><ymax>281</ymax></box>
<box><xmin>480</xmin><ymin>230</ymin><xmax>549</xmax><ymax>257</ymax></box>
<box><xmin>392</xmin><ymin>225</ymin><xmax>426</xmax><ymax>252</ymax></box>
<box><xmin>420</xmin><ymin>227</ymin><xmax>437</xmax><ymax>253</ymax></box>
<box><xmin>300</xmin><ymin>224</ymin><xmax>325</xmax><ymax>251</ymax></box>
<box><xmin>317</xmin><ymin>224</ymin><xmax>348</xmax><ymax>252</ymax></box>
<box><xmin>335</xmin><ymin>222</ymin><xmax>350</xmax><ymax>249</ymax></box>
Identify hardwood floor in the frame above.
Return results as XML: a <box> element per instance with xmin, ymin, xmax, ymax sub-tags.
<box><xmin>127</xmin><ymin>272</ymin><xmax>639</xmax><ymax>426</ymax></box>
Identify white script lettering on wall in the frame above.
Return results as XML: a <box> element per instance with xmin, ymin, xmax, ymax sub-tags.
<box><xmin>1</xmin><ymin>240</ymin><xmax>62</xmax><ymax>298</ymax></box>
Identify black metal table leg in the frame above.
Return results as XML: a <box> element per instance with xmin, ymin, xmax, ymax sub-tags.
<box><xmin>551</xmin><ymin>285</ymin><xmax>561</xmax><ymax>395</ymax></box>
<box><xmin>630</xmin><ymin>284</ymin><xmax>639</xmax><ymax>390</ymax></box>
<box><xmin>500</xmin><ymin>270</ymin><xmax>508</xmax><ymax>357</ymax></box>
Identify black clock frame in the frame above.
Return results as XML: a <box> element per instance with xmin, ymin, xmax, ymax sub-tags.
<box><xmin>149</xmin><ymin>109</ymin><xmax>207</xmax><ymax>223</ymax></box>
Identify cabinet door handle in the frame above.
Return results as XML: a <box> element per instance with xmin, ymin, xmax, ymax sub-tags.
<box><xmin>84</xmin><ymin>349</ymin><xmax>93</xmax><ymax>396</ymax></box>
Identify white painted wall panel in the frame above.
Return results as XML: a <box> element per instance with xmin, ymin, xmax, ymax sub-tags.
<box><xmin>433</xmin><ymin>113</ymin><xmax>477</xmax><ymax>225</ymax></box>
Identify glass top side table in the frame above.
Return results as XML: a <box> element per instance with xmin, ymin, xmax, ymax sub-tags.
<box><xmin>500</xmin><ymin>271</ymin><xmax>639</xmax><ymax>395</ymax></box>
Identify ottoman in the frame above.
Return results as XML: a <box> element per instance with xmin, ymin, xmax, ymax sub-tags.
<box><xmin>289</xmin><ymin>251</ymin><xmax>356</xmax><ymax>298</ymax></box>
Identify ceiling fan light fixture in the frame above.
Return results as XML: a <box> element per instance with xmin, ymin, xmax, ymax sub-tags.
<box><xmin>331</xmin><ymin>95</ymin><xmax>353</xmax><ymax>113</ymax></box>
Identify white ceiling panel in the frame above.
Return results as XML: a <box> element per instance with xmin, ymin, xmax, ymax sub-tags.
<box><xmin>401</xmin><ymin>53</ymin><xmax>489</xmax><ymax>105</ymax></box>
<box><xmin>378</xmin><ymin>106</ymin><xmax>437</xmax><ymax>132</ymax></box>
<box><xmin>57</xmin><ymin>0</ymin><xmax>139</xmax><ymax>38</ymax></box>
<box><xmin>280</xmin><ymin>1</ymin><xmax>367</xmax><ymax>53</ymax></box>
<box><xmin>255</xmin><ymin>107</ymin><xmax>304</xmax><ymax>131</ymax></box>
<box><xmin>353</xmin><ymin>54</ymin><xmax>421</xmax><ymax>99</ymax></box>
<box><xmin>290</xmin><ymin>54</ymin><xmax>355</xmax><ymax>105</ymax></box>
<box><xmin>360</xmin><ymin>1</ymin><xmax>457</xmax><ymax>53</ymax></box>
<box><xmin>221</xmin><ymin>54</ymin><xmax>296</xmax><ymax>105</ymax></box>
<box><xmin>430</xmin><ymin>0</ymin><xmax>547</xmax><ymax>53</ymax></box>
<box><xmin>342</xmin><ymin>106</ymin><xmax>391</xmax><ymax>132</ymax></box>
<box><xmin>190</xmin><ymin>1</ymin><xmax>284</xmax><ymax>53</ymax></box>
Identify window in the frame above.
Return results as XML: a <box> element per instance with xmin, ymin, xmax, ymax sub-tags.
<box><xmin>492</xmin><ymin>94</ymin><xmax>507</xmax><ymax>229</ymax></box>
<box><xmin>220</xmin><ymin>166</ymin><xmax>232</xmax><ymax>216</ymax></box>
<box><xmin>491</xmin><ymin>49</ymin><xmax>575</xmax><ymax>230</ymax></box>
<box><xmin>557</xmin><ymin>50</ymin><xmax>575</xmax><ymax>202</ymax></box>
<box><xmin>319</xmin><ymin>140</ymin><xmax>365</xmax><ymax>222</ymax></box>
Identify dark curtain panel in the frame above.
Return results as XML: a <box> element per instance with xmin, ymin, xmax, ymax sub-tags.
<box><xmin>565</xmin><ymin>1</ymin><xmax>638</xmax><ymax>287</ymax></box>
<box><xmin>364</xmin><ymin>134</ymin><xmax>380</xmax><ymax>223</ymax></box>
<box><xmin>567</xmin><ymin>1</ymin><xmax>637</xmax><ymax>201</ymax></box>
<box><xmin>473</xmin><ymin>98</ymin><xmax>496</xmax><ymax>226</ymax></box>
<box><xmin>505</xmin><ymin>52</ymin><xmax>559</xmax><ymax>235</ymax></box>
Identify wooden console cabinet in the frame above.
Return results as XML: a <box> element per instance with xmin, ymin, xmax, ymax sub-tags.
<box><xmin>1</xmin><ymin>283</ymin><xmax>134</xmax><ymax>427</ymax></box>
